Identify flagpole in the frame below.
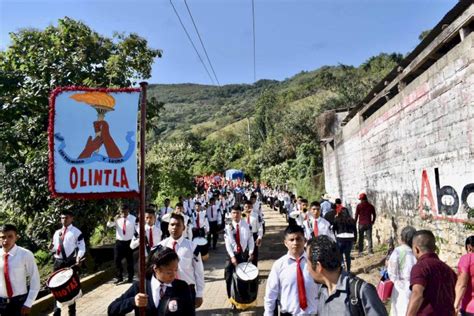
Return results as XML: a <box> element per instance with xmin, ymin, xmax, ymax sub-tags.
<box><xmin>139</xmin><ymin>81</ymin><xmax>148</xmax><ymax>316</ymax></box>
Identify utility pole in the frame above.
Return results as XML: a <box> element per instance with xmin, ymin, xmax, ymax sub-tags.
<box><xmin>247</xmin><ymin>117</ymin><xmax>251</xmax><ymax>151</ymax></box>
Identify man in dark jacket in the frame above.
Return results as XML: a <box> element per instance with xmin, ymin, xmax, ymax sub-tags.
<box><xmin>355</xmin><ymin>193</ymin><xmax>376</xmax><ymax>255</ymax></box>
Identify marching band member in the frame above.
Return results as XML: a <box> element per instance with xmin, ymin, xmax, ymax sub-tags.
<box><xmin>224</xmin><ymin>205</ymin><xmax>255</xmax><ymax>302</ymax></box>
<box><xmin>206</xmin><ymin>197</ymin><xmax>222</xmax><ymax>250</ymax></box>
<box><xmin>264</xmin><ymin>225</ymin><xmax>319</xmax><ymax>316</ymax></box>
<box><xmin>50</xmin><ymin>210</ymin><xmax>86</xmax><ymax>316</ymax></box>
<box><xmin>192</xmin><ymin>202</ymin><xmax>209</xmax><ymax>239</ymax></box>
<box><xmin>172</xmin><ymin>203</ymin><xmax>193</xmax><ymax>240</ymax></box>
<box><xmin>0</xmin><ymin>224</ymin><xmax>40</xmax><ymax>316</ymax></box>
<box><xmin>159</xmin><ymin>199</ymin><xmax>173</xmax><ymax>239</ymax></box>
<box><xmin>108</xmin><ymin>246</ymin><xmax>195</xmax><ymax>315</ymax></box>
<box><xmin>159</xmin><ymin>214</ymin><xmax>204</xmax><ymax>309</ymax></box>
<box><xmin>289</xmin><ymin>198</ymin><xmax>309</xmax><ymax>227</ymax></box>
<box><xmin>302</xmin><ymin>201</ymin><xmax>334</xmax><ymax>241</ymax></box>
<box><xmin>130</xmin><ymin>208</ymin><xmax>162</xmax><ymax>255</ymax></box>
<box><xmin>107</xmin><ymin>203</ymin><xmax>136</xmax><ymax>284</ymax></box>
<box><xmin>243</xmin><ymin>200</ymin><xmax>263</xmax><ymax>267</ymax></box>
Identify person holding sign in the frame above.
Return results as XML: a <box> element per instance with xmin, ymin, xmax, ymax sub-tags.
<box><xmin>50</xmin><ymin>210</ymin><xmax>86</xmax><ymax>316</ymax></box>
<box><xmin>107</xmin><ymin>203</ymin><xmax>136</xmax><ymax>284</ymax></box>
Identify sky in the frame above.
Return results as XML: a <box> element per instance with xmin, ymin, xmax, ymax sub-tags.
<box><xmin>0</xmin><ymin>0</ymin><xmax>458</xmax><ymax>85</ymax></box>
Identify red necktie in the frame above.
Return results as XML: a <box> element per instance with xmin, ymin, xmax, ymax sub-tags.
<box><xmin>197</xmin><ymin>213</ymin><xmax>200</xmax><ymax>229</ymax></box>
<box><xmin>296</xmin><ymin>256</ymin><xmax>308</xmax><ymax>310</ymax></box>
<box><xmin>3</xmin><ymin>254</ymin><xmax>13</xmax><ymax>298</ymax></box>
<box><xmin>236</xmin><ymin>224</ymin><xmax>242</xmax><ymax>253</ymax></box>
<box><xmin>313</xmin><ymin>219</ymin><xmax>319</xmax><ymax>237</ymax></box>
<box><xmin>56</xmin><ymin>227</ymin><xmax>67</xmax><ymax>255</ymax></box>
<box><xmin>172</xmin><ymin>240</ymin><xmax>177</xmax><ymax>252</ymax></box>
<box><xmin>160</xmin><ymin>284</ymin><xmax>166</xmax><ymax>299</ymax></box>
<box><xmin>149</xmin><ymin>228</ymin><xmax>154</xmax><ymax>247</ymax></box>
<box><xmin>122</xmin><ymin>217</ymin><xmax>127</xmax><ymax>235</ymax></box>
<box><xmin>247</xmin><ymin>214</ymin><xmax>250</xmax><ymax>224</ymax></box>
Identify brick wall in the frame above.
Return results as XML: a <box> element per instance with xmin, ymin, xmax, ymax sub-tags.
<box><xmin>322</xmin><ymin>31</ymin><xmax>474</xmax><ymax>266</ymax></box>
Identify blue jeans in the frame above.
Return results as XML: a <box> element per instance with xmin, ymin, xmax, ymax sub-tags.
<box><xmin>337</xmin><ymin>239</ymin><xmax>353</xmax><ymax>272</ymax></box>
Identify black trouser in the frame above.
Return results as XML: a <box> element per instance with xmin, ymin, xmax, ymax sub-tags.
<box><xmin>114</xmin><ymin>240</ymin><xmax>134</xmax><ymax>281</ymax></box>
<box><xmin>208</xmin><ymin>221</ymin><xmax>219</xmax><ymax>249</ymax></box>
<box><xmin>161</xmin><ymin>221</ymin><xmax>170</xmax><ymax>239</ymax></box>
<box><xmin>337</xmin><ymin>238</ymin><xmax>354</xmax><ymax>272</ymax></box>
<box><xmin>224</xmin><ymin>253</ymin><xmax>246</xmax><ymax>298</ymax></box>
<box><xmin>251</xmin><ymin>233</ymin><xmax>259</xmax><ymax>266</ymax></box>
<box><xmin>53</xmin><ymin>257</ymin><xmax>78</xmax><ymax>316</ymax></box>
<box><xmin>0</xmin><ymin>294</ymin><xmax>27</xmax><ymax>316</ymax></box>
<box><xmin>358</xmin><ymin>224</ymin><xmax>373</xmax><ymax>253</ymax></box>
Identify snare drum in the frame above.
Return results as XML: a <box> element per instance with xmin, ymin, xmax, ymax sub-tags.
<box><xmin>192</xmin><ymin>237</ymin><xmax>209</xmax><ymax>261</ymax></box>
<box><xmin>230</xmin><ymin>262</ymin><xmax>259</xmax><ymax>310</ymax></box>
<box><xmin>47</xmin><ymin>268</ymin><xmax>82</xmax><ymax>307</ymax></box>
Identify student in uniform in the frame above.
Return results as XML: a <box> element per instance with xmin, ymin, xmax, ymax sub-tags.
<box><xmin>302</xmin><ymin>201</ymin><xmax>334</xmax><ymax>242</ymax></box>
<box><xmin>107</xmin><ymin>203</ymin><xmax>136</xmax><ymax>284</ymax></box>
<box><xmin>289</xmin><ymin>198</ymin><xmax>309</xmax><ymax>228</ymax></box>
<box><xmin>107</xmin><ymin>246</ymin><xmax>195</xmax><ymax>316</ymax></box>
<box><xmin>243</xmin><ymin>200</ymin><xmax>263</xmax><ymax>266</ymax></box>
<box><xmin>264</xmin><ymin>225</ymin><xmax>319</xmax><ymax>316</ymax></box>
<box><xmin>158</xmin><ymin>214</ymin><xmax>204</xmax><ymax>309</ymax></box>
<box><xmin>224</xmin><ymin>205</ymin><xmax>255</xmax><ymax>301</ymax></box>
<box><xmin>172</xmin><ymin>203</ymin><xmax>193</xmax><ymax>240</ymax></box>
<box><xmin>50</xmin><ymin>210</ymin><xmax>86</xmax><ymax>316</ymax></box>
<box><xmin>0</xmin><ymin>224</ymin><xmax>40</xmax><ymax>316</ymax></box>
<box><xmin>130</xmin><ymin>208</ymin><xmax>162</xmax><ymax>255</ymax></box>
<box><xmin>159</xmin><ymin>199</ymin><xmax>173</xmax><ymax>239</ymax></box>
<box><xmin>206</xmin><ymin>197</ymin><xmax>222</xmax><ymax>250</ymax></box>
<box><xmin>192</xmin><ymin>202</ymin><xmax>209</xmax><ymax>239</ymax></box>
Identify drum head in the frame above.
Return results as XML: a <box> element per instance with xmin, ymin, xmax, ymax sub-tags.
<box><xmin>193</xmin><ymin>237</ymin><xmax>208</xmax><ymax>246</ymax></box>
<box><xmin>236</xmin><ymin>262</ymin><xmax>258</xmax><ymax>281</ymax></box>
<box><xmin>48</xmin><ymin>268</ymin><xmax>74</xmax><ymax>288</ymax></box>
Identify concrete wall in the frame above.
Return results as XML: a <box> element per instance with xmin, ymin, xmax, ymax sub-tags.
<box><xmin>322</xmin><ymin>31</ymin><xmax>474</xmax><ymax>265</ymax></box>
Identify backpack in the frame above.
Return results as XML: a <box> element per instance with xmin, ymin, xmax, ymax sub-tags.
<box><xmin>348</xmin><ymin>273</ymin><xmax>366</xmax><ymax>316</ymax></box>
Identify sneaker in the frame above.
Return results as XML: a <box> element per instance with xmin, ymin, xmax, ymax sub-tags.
<box><xmin>113</xmin><ymin>278</ymin><xmax>123</xmax><ymax>285</ymax></box>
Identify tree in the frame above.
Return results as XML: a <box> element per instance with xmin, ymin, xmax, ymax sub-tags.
<box><xmin>0</xmin><ymin>17</ymin><xmax>161</xmax><ymax>250</ymax></box>
<box><xmin>254</xmin><ymin>90</ymin><xmax>278</xmax><ymax>143</ymax></box>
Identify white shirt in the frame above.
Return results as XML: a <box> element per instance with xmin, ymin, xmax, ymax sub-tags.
<box><xmin>264</xmin><ymin>252</ymin><xmax>319</xmax><ymax>315</ymax></box>
<box><xmin>252</xmin><ymin>201</ymin><xmax>262</xmax><ymax>215</ymax></box>
<box><xmin>244</xmin><ymin>212</ymin><xmax>263</xmax><ymax>239</ymax></box>
<box><xmin>151</xmin><ymin>276</ymin><xmax>171</xmax><ymax>308</ymax></box>
<box><xmin>0</xmin><ymin>245</ymin><xmax>40</xmax><ymax>307</ymax></box>
<box><xmin>303</xmin><ymin>216</ymin><xmax>334</xmax><ymax>241</ymax></box>
<box><xmin>193</xmin><ymin>211</ymin><xmax>210</xmax><ymax>234</ymax></box>
<box><xmin>224</xmin><ymin>220</ymin><xmax>255</xmax><ymax>257</ymax></box>
<box><xmin>52</xmin><ymin>224</ymin><xmax>86</xmax><ymax>260</ymax></box>
<box><xmin>159</xmin><ymin>206</ymin><xmax>173</xmax><ymax>219</ymax></box>
<box><xmin>320</xmin><ymin>200</ymin><xmax>332</xmax><ymax>217</ymax></box>
<box><xmin>129</xmin><ymin>224</ymin><xmax>162</xmax><ymax>254</ymax></box>
<box><xmin>289</xmin><ymin>210</ymin><xmax>310</xmax><ymax>227</ymax></box>
<box><xmin>206</xmin><ymin>205</ymin><xmax>222</xmax><ymax>224</ymax></box>
<box><xmin>159</xmin><ymin>236</ymin><xmax>205</xmax><ymax>297</ymax></box>
<box><xmin>107</xmin><ymin>214</ymin><xmax>136</xmax><ymax>241</ymax></box>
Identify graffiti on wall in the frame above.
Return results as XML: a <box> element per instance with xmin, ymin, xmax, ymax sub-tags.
<box><xmin>419</xmin><ymin>168</ymin><xmax>474</xmax><ymax>223</ymax></box>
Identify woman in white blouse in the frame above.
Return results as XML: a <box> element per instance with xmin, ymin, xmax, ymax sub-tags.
<box><xmin>387</xmin><ymin>226</ymin><xmax>417</xmax><ymax>316</ymax></box>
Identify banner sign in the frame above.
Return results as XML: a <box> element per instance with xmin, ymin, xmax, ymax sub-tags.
<box><xmin>48</xmin><ymin>87</ymin><xmax>141</xmax><ymax>199</ymax></box>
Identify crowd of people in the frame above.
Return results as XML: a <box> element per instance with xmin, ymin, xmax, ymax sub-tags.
<box><xmin>1</xmin><ymin>181</ymin><xmax>474</xmax><ymax>315</ymax></box>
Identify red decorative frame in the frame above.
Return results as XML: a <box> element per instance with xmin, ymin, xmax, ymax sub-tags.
<box><xmin>48</xmin><ymin>86</ymin><xmax>141</xmax><ymax>200</ymax></box>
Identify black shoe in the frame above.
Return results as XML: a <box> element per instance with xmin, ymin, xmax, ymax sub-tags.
<box><xmin>113</xmin><ymin>278</ymin><xmax>123</xmax><ymax>285</ymax></box>
<box><xmin>126</xmin><ymin>278</ymin><xmax>134</xmax><ymax>283</ymax></box>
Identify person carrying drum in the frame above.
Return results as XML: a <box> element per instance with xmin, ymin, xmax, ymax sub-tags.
<box><xmin>130</xmin><ymin>208</ymin><xmax>162</xmax><ymax>255</ymax></box>
<box><xmin>243</xmin><ymin>200</ymin><xmax>263</xmax><ymax>267</ymax></box>
<box><xmin>107</xmin><ymin>203</ymin><xmax>136</xmax><ymax>284</ymax></box>
<box><xmin>192</xmin><ymin>202</ymin><xmax>209</xmax><ymax>239</ymax></box>
<box><xmin>0</xmin><ymin>224</ymin><xmax>40</xmax><ymax>316</ymax></box>
<box><xmin>107</xmin><ymin>246</ymin><xmax>195</xmax><ymax>315</ymax></box>
<box><xmin>224</xmin><ymin>205</ymin><xmax>255</xmax><ymax>307</ymax></box>
<box><xmin>50</xmin><ymin>210</ymin><xmax>86</xmax><ymax>316</ymax></box>
<box><xmin>264</xmin><ymin>225</ymin><xmax>319</xmax><ymax>316</ymax></box>
<box><xmin>158</xmin><ymin>213</ymin><xmax>204</xmax><ymax>309</ymax></box>
<box><xmin>206</xmin><ymin>197</ymin><xmax>222</xmax><ymax>250</ymax></box>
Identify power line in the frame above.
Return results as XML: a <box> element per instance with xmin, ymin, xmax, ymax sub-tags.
<box><xmin>184</xmin><ymin>0</ymin><xmax>220</xmax><ymax>86</ymax></box>
<box><xmin>252</xmin><ymin>0</ymin><xmax>256</xmax><ymax>83</ymax></box>
<box><xmin>169</xmin><ymin>0</ymin><xmax>216</xmax><ymax>85</ymax></box>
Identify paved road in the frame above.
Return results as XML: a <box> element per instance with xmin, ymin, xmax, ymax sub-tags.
<box><xmin>51</xmin><ymin>205</ymin><xmax>288</xmax><ymax>315</ymax></box>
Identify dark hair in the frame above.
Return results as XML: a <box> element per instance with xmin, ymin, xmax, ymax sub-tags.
<box><xmin>60</xmin><ymin>210</ymin><xmax>74</xmax><ymax>217</ymax></box>
<box><xmin>335</xmin><ymin>198</ymin><xmax>342</xmax><ymax>205</ymax></box>
<box><xmin>164</xmin><ymin>198</ymin><xmax>170</xmax><ymax>202</ymax></box>
<box><xmin>170</xmin><ymin>213</ymin><xmax>185</xmax><ymax>225</ymax></box>
<box><xmin>145</xmin><ymin>208</ymin><xmax>156</xmax><ymax>215</ymax></box>
<box><xmin>300</xmin><ymin>198</ymin><xmax>308</xmax><ymax>204</ymax></box>
<box><xmin>284</xmin><ymin>225</ymin><xmax>305</xmax><ymax>238</ymax></box>
<box><xmin>195</xmin><ymin>201</ymin><xmax>201</xmax><ymax>206</ymax></box>
<box><xmin>231</xmin><ymin>204</ymin><xmax>242</xmax><ymax>212</ymax></box>
<box><xmin>146</xmin><ymin>246</ymin><xmax>179</xmax><ymax>278</ymax></box>
<box><xmin>308</xmin><ymin>235</ymin><xmax>342</xmax><ymax>272</ymax></box>
<box><xmin>120</xmin><ymin>203</ymin><xmax>130</xmax><ymax>210</ymax></box>
<box><xmin>175</xmin><ymin>202</ymin><xmax>183</xmax><ymax>208</ymax></box>
<box><xmin>310</xmin><ymin>201</ymin><xmax>320</xmax><ymax>208</ymax></box>
<box><xmin>209</xmin><ymin>197</ymin><xmax>216</xmax><ymax>203</ymax></box>
<box><xmin>413</xmin><ymin>230</ymin><xmax>436</xmax><ymax>252</ymax></box>
<box><xmin>465</xmin><ymin>236</ymin><xmax>474</xmax><ymax>250</ymax></box>
<box><xmin>400</xmin><ymin>226</ymin><xmax>416</xmax><ymax>248</ymax></box>
<box><xmin>1</xmin><ymin>224</ymin><xmax>17</xmax><ymax>234</ymax></box>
